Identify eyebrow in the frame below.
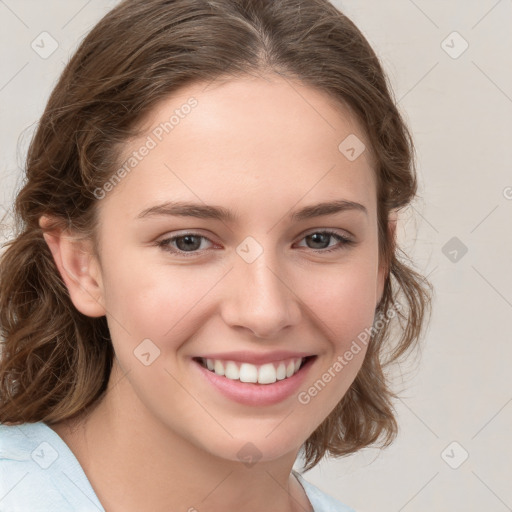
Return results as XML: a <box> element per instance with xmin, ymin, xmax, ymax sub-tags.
<box><xmin>136</xmin><ymin>199</ymin><xmax>368</xmax><ymax>222</ymax></box>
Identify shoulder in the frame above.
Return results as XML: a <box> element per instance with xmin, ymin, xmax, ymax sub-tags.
<box><xmin>0</xmin><ymin>421</ymin><xmax>104</xmax><ymax>511</ymax></box>
<box><xmin>294</xmin><ymin>470</ymin><xmax>357</xmax><ymax>512</ymax></box>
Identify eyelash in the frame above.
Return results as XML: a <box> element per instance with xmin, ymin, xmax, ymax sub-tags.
<box><xmin>155</xmin><ymin>230</ymin><xmax>355</xmax><ymax>257</ymax></box>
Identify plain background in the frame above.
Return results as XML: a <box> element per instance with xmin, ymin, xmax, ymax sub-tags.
<box><xmin>0</xmin><ymin>1</ymin><xmax>511</xmax><ymax>511</ymax></box>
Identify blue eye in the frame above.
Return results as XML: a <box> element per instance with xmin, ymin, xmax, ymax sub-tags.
<box><xmin>156</xmin><ymin>230</ymin><xmax>354</xmax><ymax>257</ymax></box>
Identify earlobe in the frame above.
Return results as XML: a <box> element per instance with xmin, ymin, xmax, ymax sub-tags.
<box><xmin>39</xmin><ymin>215</ymin><xmax>106</xmax><ymax>318</ymax></box>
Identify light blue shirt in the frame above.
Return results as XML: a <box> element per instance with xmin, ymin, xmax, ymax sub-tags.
<box><xmin>0</xmin><ymin>422</ymin><xmax>355</xmax><ymax>511</ymax></box>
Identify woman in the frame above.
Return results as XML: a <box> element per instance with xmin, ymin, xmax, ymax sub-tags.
<box><xmin>0</xmin><ymin>0</ymin><xmax>432</xmax><ymax>510</ymax></box>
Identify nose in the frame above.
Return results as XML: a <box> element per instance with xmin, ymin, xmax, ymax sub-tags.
<box><xmin>220</xmin><ymin>250</ymin><xmax>302</xmax><ymax>339</ymax></box>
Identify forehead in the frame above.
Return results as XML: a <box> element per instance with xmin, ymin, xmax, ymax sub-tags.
<box><xmin>101</xmin><ymin>74</ymin><xmax>377</xmax><ymax>221</ymax></box>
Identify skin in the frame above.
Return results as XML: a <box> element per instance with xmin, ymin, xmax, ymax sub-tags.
<box><xmin>40</xmin><ymin>73</ymin><xmax>396</xmax><ymax>512</ymax></box>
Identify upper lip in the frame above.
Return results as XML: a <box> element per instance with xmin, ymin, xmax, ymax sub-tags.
<box><xmin>194</xmin><ymin>351</ymin><xmax>315</xmax><ymax>365</ymax></box>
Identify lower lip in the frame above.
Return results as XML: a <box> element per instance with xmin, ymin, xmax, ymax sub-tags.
<box><xmin>193</xmin><ymin>357</ymin><xmax>316</xmax><ymax>406</ymax></box>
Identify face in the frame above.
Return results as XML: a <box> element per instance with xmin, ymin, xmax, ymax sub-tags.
<box><xmin>84</xmin><ymin>74</ymin><xmax>388</xmax><ymax>463</ymax></box>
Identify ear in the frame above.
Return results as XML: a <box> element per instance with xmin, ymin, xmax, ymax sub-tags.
<box><xmin>39</xmin><ymin>215</ymin><xmax>106</xmax><ymax>318</ymax></box>
<box><xmin>376</xmin><ymin>209</ymin><xmax>398</xmax><ymax>308</ymax></box>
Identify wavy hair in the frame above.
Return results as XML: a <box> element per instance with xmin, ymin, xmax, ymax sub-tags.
<box><xmin>0</xmin><ymin>0</ymin><xmax>432</xmax><ymax>470</ymax></box>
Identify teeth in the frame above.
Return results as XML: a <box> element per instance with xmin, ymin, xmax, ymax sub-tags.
<box><xmin>240</xmin><ymin>363</ymin><xmax>258</xmax><ymax>383</ymax></box>
<box><xmin>202</xmin><ymin>357</ymin><xmax>305</xmax><ymax>384</ymax></box>
<box><xmin>258</xmin><ymin>363</ymin><xmax>277</xmax><ymax>384</ymax></box>
<box><xmin>225</xmin><ymin>361</ymin><xmax>239</xmax><ymax>380</ymax></box>
<box><xmin>276</xmin><ymin>363</ymin><xmax>286</xmax><ymax>381</ymax></box>
<box><xmin>214</xmin><ymin>360</ymin><xmax>225</xmax><ymax>376</ymax></box>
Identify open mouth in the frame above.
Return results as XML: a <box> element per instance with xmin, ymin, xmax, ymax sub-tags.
<box><xmin>193</xmin><ymin>356</ymin><xmax>316</xmax><ymax>385</ymax></box>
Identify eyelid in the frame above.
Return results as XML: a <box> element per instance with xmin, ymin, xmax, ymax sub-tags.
<box><xmin>156</xmin><ymin>228</ymin><xmax>218</xmax><ymax>245</ymax></box>
<box><xmin>155</xmin><ymin>231</ymin><xmax>218</xmax><ymax>255</ymax></box>
<box><xmin>301</xmin><ymin>226</ymin><xmax>354</xmax><ymax>241</ymax></box>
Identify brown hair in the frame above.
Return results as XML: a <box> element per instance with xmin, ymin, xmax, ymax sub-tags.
<box><xmin>0</xmin><ymin>0</ymin><xmax>432</xmax><ymax>470</ymax></box>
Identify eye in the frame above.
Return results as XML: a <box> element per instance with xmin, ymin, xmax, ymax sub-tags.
<box><xmin>155</xmin><ymin>229</ymin><xmax>355</xmax><ymax>258</ymax></box>
<box><xmin>295</xmin><ymin>230</ymin><xmax>354</xmax><ymax>253</ymax></box>
<box><xmin>156</xmin><ymin>233</ymin><xmax>215</xmax><ymax>256</ymax></box>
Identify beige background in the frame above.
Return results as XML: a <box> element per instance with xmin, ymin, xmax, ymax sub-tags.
<box><xmin>1</xmin><ymin>1</ymin><xmax>511</xmax><ymax>510</ymax></box>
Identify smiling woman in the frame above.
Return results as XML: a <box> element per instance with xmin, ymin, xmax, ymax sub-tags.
<box><xmin>0</xmin><ymin>1</ymin><xmax>432</xmax><ymax>511</ymax></box>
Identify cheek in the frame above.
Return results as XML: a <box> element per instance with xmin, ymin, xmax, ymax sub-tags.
<box><xmin>100</xmin><ymin>240</ymin><xmax>379</xmax><ymax>356</ymax></box>
<box><xmin>100</xmin><ymin>252</ymin><xmax>219</xmax><ymax>346</ymax></box>
<box><xmin>295</xmin><ymin>257</ymin><xmax>379</xmax><ymax>406</ymax></box>
<box><xmin>294</xmin><ymin>266</ymin><xmax>378</xmax><ymax>417</ymax></box>
<box><xmin>301</xmin><ymin>259</ymin><xmax>379</xmax><ymax>343</ymax></box>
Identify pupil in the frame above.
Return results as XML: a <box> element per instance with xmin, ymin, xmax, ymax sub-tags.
<box><xmin>177</xmin><ymin>235</ymin><xmax>201</xmax><ymax>251</ymax></box>
<box><xmin>308</xmin><ymin>233</ymin><xmax>329</xmax><ymax>249</ymax></box>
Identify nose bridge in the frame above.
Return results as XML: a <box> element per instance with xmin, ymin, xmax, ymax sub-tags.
<box><xmin>221</xmin><ymin>241</ymin><xmax>301</xmax><ymax>338</ymax></box>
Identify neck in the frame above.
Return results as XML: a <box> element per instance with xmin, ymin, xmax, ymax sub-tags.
<box><xmin>50</xmin><ymin>361</ymin><xmax>312</xmax><ymax>512</ymax></box>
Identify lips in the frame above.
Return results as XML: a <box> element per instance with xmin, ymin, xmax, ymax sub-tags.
<box><xmin>192</xmin><ymin>354</ymin><xmax>317</xmax><ymax>406</ymax></box>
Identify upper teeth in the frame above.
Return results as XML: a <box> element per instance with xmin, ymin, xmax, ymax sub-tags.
<box><xmin>202</xmin><ymin>358</ymin><xmax>303</xmax><ymax>384</ymax></box>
